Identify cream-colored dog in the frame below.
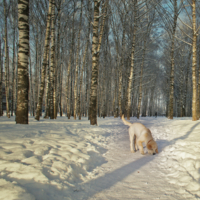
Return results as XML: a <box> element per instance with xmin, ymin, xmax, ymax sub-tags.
<box><xmin>122</xmin><ymin>115</ymin><xmax>158</xmax><ymax>155</ymax></box>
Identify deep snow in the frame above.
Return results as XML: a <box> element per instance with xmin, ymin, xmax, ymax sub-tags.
<box><xmin>0</xmin><ymin>115</ymin><xmax>200</xmax><ymax>199</ymax></box>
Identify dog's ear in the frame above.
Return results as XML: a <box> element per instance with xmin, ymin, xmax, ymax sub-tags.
<box><xmin>148</xmin><ymin>128</ymin><xmax>151</xmax><ymax>133</ymax></box>
<box><xmin>156</xmin><ymin>148</ymin><xmax>158</xmax><ymax>153</ymax></box>
<box><xmin>147</xmin><ymin>143</ymin><xmax>152</xmax><ymax>150</ymax></box>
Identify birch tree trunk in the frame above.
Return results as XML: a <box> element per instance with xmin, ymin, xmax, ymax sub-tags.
<box><xmin>49</xmin><ymin>0</ymin><xmax>55</xmax><ymax>119</ymax></box>
<box><xmin>0</xmin><ymin>38</ymin><xmax>2</xmax><ymax>116</ymax></box>
<box><xmin>183</xmin><ymin>50</ymin><xmax>191</xmax><ymax>117</ymax></box>
<box><xmin>197</xmin><ymin>49</ymin><xmax>200</xmax><ymax>119</ymax></box>
<box><xmin>149</xmin><ymin>85</ymin><xmax>155</xmax><ymax>116</ymax></box>
<box><xmin>4</xmin><ymin>0</ymin><xmax>10</xmax><ymax>118</ymax></box>
<box><xmin>16</xmin><ymin>0</ymin><xmax>29</xmax><ymax>124</ymax></box>
<box><xmin>89</xmin><ymin>0</ymin><xmax>108</xmax><ymax>124</ymax></box>
<box><xmin>179</xmin><ymin>53</ymin><xmax>184</xmax><ymax>117</ymax></box>
<box><xmin>191</xmin><ymin>0</ymin><xmax>197</xmax><ymax>121</ymax></box>
<box><xmin>34</xmin><ymin>37</ymin><xmax>38</xmax><ymax>116</ymax></box>
<box><xmin>35</xmin><ymin>0</ymin><xmax>52</xmax><ymax>121</ymax></box>
<box><xmin>59</xmin><ymin>43</ymin><xmax>64</xmax><ymax>117</ymax></box>
<box><xmin>89</xmin><ymin>0</ymin><xmax>101</xmax><ymax>125</ymax></box>
<box><xmin>56</xmin><ymin>4</ymin><xmax>62</xmax><ymax>117</ymax></box>
<box><xmin>85</xmin><ymin>56</ymin><xmax>89</xmax><ymax>117</ymax></box>
<box><xmin>66</xmin><ymin>9</ymin><xmax>75</xmax><ymax>119</ymax></box>
<box><xmin>118</xmin><ymin>28</ymin><xmax>125</xmax><ymax>118</ymax></box>
<box><xmin>126</xmin><ymin>0</ymin><xmax>137</xmax><ymax>120</ymax></box>
<box><xmin>74</xmin><ymin>0</ymin><xmax>83</xmax><ymax>120</ymax></box>
<box><xmin>53</xmin><ymin>11</ymin><xmax>58</xmax><ymax>119</ymax></box>
<box><xmin>78</xmin><ymin>28</ymin><xmax>89</xmax><ymax>120</ymax></box>
<box><xmin>29</xmin><ymin>54</ymin><xmax>34</xmax><ymax>116</ymax></box>
<box><xmin>168</xmin><ymin>0</ymin><xmax>177</xmax><ymax>119</ymax></box>
<box><xmin>11</xmin><ymin>3</ymin><xmax>17</xmax><ymax>117</ymax></box>
<box><xmin>59</xmin><ymin>62</ymin><xmax>63</xmax><ymax>116</ymax></box>
<box><xmin>112</xmin><ymin>27</ymin><xmax>120</xmax><ymax>118</ymax></box>
<box><xmin>137</xmin><ymin>36</ymin><xmax>147</xmax><ymax>119</ymax></box>
<box><xmin>44</xmin><ymin>56</ymin><xmax>50</xmax><ymax>118</ymax></box>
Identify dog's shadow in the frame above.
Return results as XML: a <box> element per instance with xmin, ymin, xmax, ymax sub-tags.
<box><xmin>71</xmin><ymin>121</ymin><xmax>200</xmax><ymax>199</ymax></box>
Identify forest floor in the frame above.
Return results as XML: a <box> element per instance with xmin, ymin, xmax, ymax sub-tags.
<box><xmin>0</xmin><ymin>115</ymin><xmax>200</xmax><ymax>200</ymax></box>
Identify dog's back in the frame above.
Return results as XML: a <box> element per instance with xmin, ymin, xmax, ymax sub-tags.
<box><xmin>122</xmin><ymin>115</ymin><xmax>148</xmax><ymax>133</ymax></box>
<box><xmin>129</xmin><ymin>123</ymin><xmax>149</xmax><ymax>138</ymax></box>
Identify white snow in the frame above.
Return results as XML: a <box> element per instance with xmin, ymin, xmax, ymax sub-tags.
<box><xmin>0</xmin><ymin>116</ymin><xmax>200</xmax><ymax>199</ymax></box>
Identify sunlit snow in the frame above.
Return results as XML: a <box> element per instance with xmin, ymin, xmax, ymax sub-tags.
<box><xmin>0</xmin><ymin>115</ymin><xmax>200</xmax><ymax>199</ymax></box>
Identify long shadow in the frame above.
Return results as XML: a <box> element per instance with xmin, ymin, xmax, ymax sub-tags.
<box><xmin>72</xmin><ymin>121</ymin><xmax>200</xmax><ymax>199</ymax></box>
<box><xmin>169</xmin><ymin>121</ymin><xmax>200</xmax><ymax>144</ymax></box>
<box><xmin>2</xmin><ymin>120</ymin><xmax>199</xmax><ymax>200</ymax></box>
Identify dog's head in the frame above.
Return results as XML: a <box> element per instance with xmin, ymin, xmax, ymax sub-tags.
<box><xmin>147</xmin><ymin>140</ymin><xmax>158</xmax><ymax>155</ymax></box>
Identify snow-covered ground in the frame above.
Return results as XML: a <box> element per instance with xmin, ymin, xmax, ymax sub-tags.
<box><xmin>0</xmin><ymin>115</ymin><xmax>200</xmax><ymax>200</ymax></box>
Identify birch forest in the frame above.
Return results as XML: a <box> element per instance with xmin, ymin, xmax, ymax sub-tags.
<box><xmin>0</xmin><ymin>0</ymin><xmax>200</xmax><ymax>125</ymax></box>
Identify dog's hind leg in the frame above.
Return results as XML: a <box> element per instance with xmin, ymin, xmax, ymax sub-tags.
<box><xmin>129</xmin><ymin>134</ymin><xmax>135</xmax><ymax>153</ymax></box>
<box><xmin>134</xmin><ymin>136</ymin><xmax>138</xmax><ymax>151</ymax></box>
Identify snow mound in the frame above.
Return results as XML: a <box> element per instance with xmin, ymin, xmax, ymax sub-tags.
<box><xmin>0</xmin><ymin>117</ymin><xmax>109</xmax><ymax>199</ymax></box>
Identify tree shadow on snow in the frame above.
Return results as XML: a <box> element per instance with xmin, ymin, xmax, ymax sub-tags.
<box><xmin>72</xmin><ymin>121</ymin><xmax>200</xmax><ymax>199</ymax></box>
<box><xmin>2</xmin><ymin>121</ymin><xmax>199</xmax><ymax>200</ymax></box>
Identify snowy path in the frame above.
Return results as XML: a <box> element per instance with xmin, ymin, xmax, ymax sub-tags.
<box><xmin>0</xmin><ymin>116</ymin><xmax>200</xmax><ymax>199</ymax></box>
<box><xmin>75</xmin><ymin>118</ymin><xmax>200</xmax><ymax>200</ymax></box>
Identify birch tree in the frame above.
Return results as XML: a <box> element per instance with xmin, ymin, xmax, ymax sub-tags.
<box><xmin>3</xmin><ymin>0</ymin><xmax>10</xmax><ymax>118</ymax></box>
<box><xmin>78</xmin><ymin>20</ymin><xmax>90</xmax><ymax>120</ymax></box>
<box><xmin>137</xmin><ymin>8</ymin><xmax>155</xmax><ymax>119</ymax></box>
<box><xmin>167</xmin><ymin>0</ymin><xmax>178</xmax><ymax>119</ymax></box>
<box><xmin>89</xmin><ymin>0</ymin><xmax>101</xmax><ymax>125</ymax></box>
<box><xmin>191</xmin><ymin>0</ymin><xmax>198</xmax><ymax>121</ymax></box>
<box><xmin>0</xmin><ymin>38</ymin><xmax>2</xmax><ymax>116</ymax></box>
<box><xmin>126</xmin><ymin>0</ymin><xmax>137</xmax><ymax>120</ymax></box>
<box><xmin>10</xmin><ymin>0</ymin><xmax>17</xmax><ymax>116</ymax></box>
<box><xmin>74</xmin><ymin>0</ymin><xmax>83</xmax><ymax>120</ymax></box>
<box><xmin>35</xmin><ymin>0</ymin><xmax>52</xmax><ymax>121</ymax></box>
<box><xmin>89</xmin><ymin>0</ymin><xmax>107</xmax><ymax>125</ymax></box>
<box><xmin>56</xmin><ymin>0</ymin><xmax>62</xmax><ymax>117</ymax></box>
<box><xmin>16</xmin><ymin>0</ymin><xmax>29</xmax><ymax>124</ymax></box>
<box><xmin>49</xmin><ymin>0</ymin><xmax>56</xmax><ymax>119</ymax></box>
<box><xmin>177</xmin><ymin>0</ymin><xmax>199</xmax><ymax>120</ymax></box>
<box><xmin>66</xmin><ymin>4</ymin><xmax>75</xmax><ymax>119</ymax></box>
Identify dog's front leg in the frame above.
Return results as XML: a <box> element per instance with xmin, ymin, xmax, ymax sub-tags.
<box><xmin>137</xmin><ymin>141</ymin><xmax>145</xmax><ymax>155</ymax></box>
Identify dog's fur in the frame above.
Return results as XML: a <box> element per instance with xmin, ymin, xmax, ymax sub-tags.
<box><xmin>122</xmin><ymin>115</ymin><xmax>158</xmax><ymax>155</ymax></box>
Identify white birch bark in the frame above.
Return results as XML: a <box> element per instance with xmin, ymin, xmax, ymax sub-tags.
<box><xmin>34</xmin><ymin>37</ymin><xmax>38</xmax><ymax>115</ymax></box>
<box><xmin>74</xmin><ymin>0</ymin><xmax>83</xmax><ymax>120</ymax></box>
<box><xmin>16</xmin><ymin>0</ymin><xmax>29</xmax><ymax>124</ymax></box>
<box><xmin>168</xmin><ymin>0</ymin><xmax>178</xmax><ymax>119</ymax></box>
<box><xmin>49</xmin><ymin>0</ymin><xmax>55</xmax><ymax>119</ymax></box>
<box><xmin>89</xmin><ymin>0</ymin><xmax>101</xmax><ymax>125</ymax></box>
<box><xmin>0</xmin><ymin>38</ymin><xmax>2</xmax><ymax>116</ymax></box>
<box><xmin>29</xmin><ymin>54</ymin><xmax>34</xmax><ymax>116</ymax></box>
<box><xmin>191</xmin><ymin>0</ymin><xmax>197</xmax><ymax>121</ymax></box>
<box><xmin>35</xmin><ymin>0</ymin><xmax>52</xmax><ymax>121</ymax></box>
<box><xmin>56</xmin><ymin>5</ymin><xmax>62</xmax><ymax>117</ymax></box>
<box><xmin>11</xmin><ymin>2</ymin><xmax>17</xmax><ymax>116</ymax></box>
<box><xmin>89</xmin><ymin>0</ymin><xmax>108</xmax><ymax>125</ymax></box>
<box><xmin>126</xmin><ymin>0</ymin><xmax>137</xmax><ymax>120</ymax></box>
<box><xmin>3</xmin><ymin>0</ymin><xmax>10</xmax><ymax>118</ymax></box>
<box><xmin>66</xmin><ymin>8</ymin><xmax>75</xmax><ymax>119</ymax></box>
<box><xmin>44</xmin><ymin>55</ymin><xmax>50</xmax><ymax>119</ymax></box>
<box><xmin>183</xmin><ymin>50</ymin><xmax>191</xmax><ymax>117</ymax></box>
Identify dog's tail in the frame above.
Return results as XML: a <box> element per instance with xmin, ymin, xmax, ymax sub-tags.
<box><xmin>121</xmin><ymin>114</ymin><xmax>132</xmax><ymax>126</ymax></box>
